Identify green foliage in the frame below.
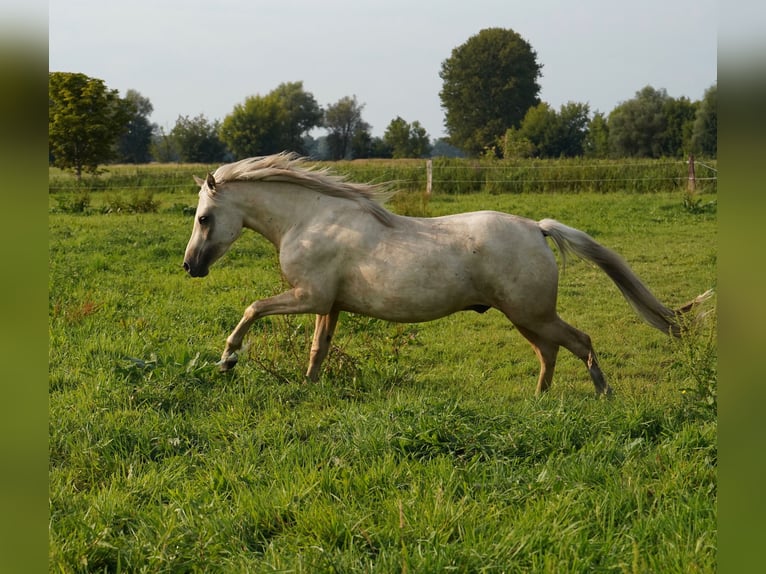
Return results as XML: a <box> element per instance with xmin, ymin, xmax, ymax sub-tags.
<box><xmin>49</xmin><ymin>186</ymin><xmax>716</xmax><ymax>571</ymax></box>
<box><xmin>102</xmin><ymin>190</ymin><xmax>160</xmax><ymax>214</ymax></box>
<box><xmin>691</xmin><ymin>84</ymin><xmax>717</xmax><ymax>157</ymax></box>
<box><xmin>219</xmin><ymin>82</ymin><xmax>322</xmax><ymax>158</ymax></box>
<box><xmin>53</xmin><ymin>188</ymin><xmax>91</xmax><ymax>213</ymax></box>
<box><xmin>271</xmin><ymin>81</ymin><xmax>324</xmax><ymax>154</ymax></box>
<box><xmin>383</xmin><ymin>116</ymin><xmax>432</xmax><ymax>158</ymax></box>
<box><xmin>674</xmin><ymin>307</ymin><xmax>718</xmax><ymax>419</ymax></box>
<box><xmin>440</xmin><ymin>28</ymin><xmax>542</xmax><ymax>156</ymax></box>
<box><xmin>583</xmin><ymin>112</ymin><xmax>610</xmax><ymax>158</ymax></box>
<box><xmin>608</xmin><ymin>86</ymin><xmax>670</xmax><ymax>158</ymax></box>
<box><xmin>607</xmin><ymin>86</ymin><xmax>706</xmax><ymax>159</ymax></box>
<box><xmin>662</xmin><ymin>96</ymin><xmax>699</xmax><ymax>157</ymax></box>
<box><xmin>170</xmin><ymin>114</ymin><xmax>228</xmax><ymax>163</ymax></box>
<box><xmin>116</xmin><ymin>89</ymin><xmax>155</xmax><ymax>164</ymax></box>
<box><xmin>505</xmin><ymin>102</ymin><xmax>590</xmax><ymax>159</ymax></box>
<box><xmin>220</xmin><ymin>92</ymin><xmax>288</xmax><ymax>158</ymax></box>
<box><xmin>324</xmin><ymin>95</ymin><xmax>370</xmax><ymax>160</ymax></box>
<box><xmin>49</xmin><ymin>72</ymin><xmax>131</xmax><ymax>177</ymax></box>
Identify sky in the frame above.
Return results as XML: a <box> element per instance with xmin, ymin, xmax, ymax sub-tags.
<box><xmin>48</xmin><ymin>0</ymin><xmax>720</xmax><ymax>140</ymax></box>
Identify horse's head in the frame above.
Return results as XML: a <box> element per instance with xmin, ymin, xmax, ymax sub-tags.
<box><xmin>183</xmin><ymin>173</ymin><xmax>243</xmax><ymax>277</ymax></box>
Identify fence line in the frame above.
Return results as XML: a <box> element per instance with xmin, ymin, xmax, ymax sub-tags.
<box><xmin>48</xmin><ymin>158</ymin><xmax>718</xmax><ymax>193</ymax></box>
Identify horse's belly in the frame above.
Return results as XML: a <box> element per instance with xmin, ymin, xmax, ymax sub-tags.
<box><xmin>335</xmin><ymin>262</ymin><xmax>486</xmax><ymax>322</ymax></box>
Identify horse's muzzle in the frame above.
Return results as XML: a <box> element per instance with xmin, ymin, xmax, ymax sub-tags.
<box><xmin>183</xmin><ymin>261</ymin><xmax>209</xmax><ymax>278</ymax></box>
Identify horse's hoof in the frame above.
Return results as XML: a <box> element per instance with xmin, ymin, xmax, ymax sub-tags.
<box><xmin>218</xmin><ymin>355</ymin><xmax>238</xmax><ymax>372</ymax></box>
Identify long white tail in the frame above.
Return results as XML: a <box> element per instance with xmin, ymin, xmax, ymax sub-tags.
<box><xmin>538</xmin><ymin>218</ymin><xmax>712</xmax><ymax>337</ymax></box>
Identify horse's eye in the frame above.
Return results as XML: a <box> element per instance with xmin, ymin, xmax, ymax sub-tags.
<box><xmin>198</xmin><ymin>215</ymin><xmax>210</xmax><ymax>225</ymax></box>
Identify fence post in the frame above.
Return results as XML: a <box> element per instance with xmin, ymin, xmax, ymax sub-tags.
<box><xmin>687</xmin><ymin>154</ymin><xmax>696</xmax><ymax>192</ymax></box>
<box><xmin>426</xmin><ymin>159</ymin><xmax>432</xmax><ymax>196</ymax></box>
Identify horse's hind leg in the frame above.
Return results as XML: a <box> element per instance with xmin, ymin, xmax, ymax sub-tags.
<box><xmin>549</xmin><ymin>318</ymin><xmax>611</xmax><ymax>396</ymax></box>
<box><xmin>306</xmin><ymin>310</ymin><xmax>340</xmax><ymax>381</ymax></box>
<box><xmin>516</xmin><ymin>317</ymin><xmax>611</xmax><ymax>396</ymax></box>
<box><xmin>516</xmin><ymin>326</ymin><xmax>559</xmax><ymax>395</ymax></box>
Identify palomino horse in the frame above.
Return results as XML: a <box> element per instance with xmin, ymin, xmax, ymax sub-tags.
<box><xmin>183</xmin><ymin>153</ymin><xmax>710</xmax><ymax>395</ymax></box>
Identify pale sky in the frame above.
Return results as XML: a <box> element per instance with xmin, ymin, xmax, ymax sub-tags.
<box><xmin>49</xmin><ymin>0</ymin><xmax>719</xmax><ymax>139</ymax></box>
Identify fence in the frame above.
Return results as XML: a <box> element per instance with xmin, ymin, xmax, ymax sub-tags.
<box><xmin>48</xmin><ymin>157</ymin><xmax>717</xmax><ymax>195</ymax></box>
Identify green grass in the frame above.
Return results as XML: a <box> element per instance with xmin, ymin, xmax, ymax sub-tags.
<box><xmin>49</xmin><ymin>181</ymin><xmax>716</xmax><ymax>572</ymax></box>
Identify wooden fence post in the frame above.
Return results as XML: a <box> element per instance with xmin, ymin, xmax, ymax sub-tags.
<box><xmin>426</xmin><ymin>159</ymin><xmax>432</xmax><ymax>196</ymax></box>
<box><xmin>688</xmin><ymin>154</ymin><xmax>696</xmax><ymax>192</ymax></box>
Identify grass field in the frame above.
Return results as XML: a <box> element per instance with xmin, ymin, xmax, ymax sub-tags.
<box><xmin>49</xmin><ymin>172</ymin><xmax>716</xmax><ymax>572</ymax></box>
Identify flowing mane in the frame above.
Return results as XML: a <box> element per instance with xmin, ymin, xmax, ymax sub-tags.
<box><xmin>211</xmin><ymin>152</ymin><xmax>396</xmax><ymax>226</ymax></box>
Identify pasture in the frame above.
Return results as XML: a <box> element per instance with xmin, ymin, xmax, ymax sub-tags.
<box><xmin>49</xmin><ymin>165</ymin><xmax>716</xmax><ymax>572</ymax></box>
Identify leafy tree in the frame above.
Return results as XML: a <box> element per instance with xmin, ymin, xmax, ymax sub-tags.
<box><xmin>220</xmin><ymin>92</ymin><xmax>287</xmax><ymax>158</ymax></box>
<box><xmin>116</xmin><ymin>89</ymin><xmax>156</xmax><ymax>163</ymax></box>
<box><xmin>49</xmin><ymin>72</ymin><xmax>130</xmax><ymax>177</ymax></box>
<box><xmin>350</xmin><ymin>127</ymin><xmax>374</xmax><ymax>159</ymax></box>
<box><xmin>369</xmin><ymin>136</ymin><xmax>394</xmax><ymax>159</ymax></box>
<box><xmin>323</xmin><ymin>95</ymin><xmax>369</xmax><ymax>160</ymax></box>
<box><xmin>607</xmin><ymin>86</ymin><xmax>670</xmax><ymax>158</ymax></box>
<box><xmin>502</xmin><ymin>128</ymin><xmax>534</xmax><ymax>159</ymax></box>
<box><xmin>439</xmin><ymin>28</ymin><xmax>542</xmax><ymax>156</ymax></box>
<box><xmin>662</xmin><ymin>96</ymin><xmax>698</xmax><ymax>157</ymax></box>
<box><xmin>691</xmin><ymin>84</ymin><xmax>717</xmax><ymax>157</ymax></box>
<box><xmin>431</xmin><ymin>138</ymin><xmax>465</xmax><ymax>158</ymax></box>
<box><xmin>150</xmin><ymin>127</ymin><xmax>180</xmax><ymax>163</ymax></box>
<box><xmin>556</xmin><ymin>102</ymin><xmax>590</xmax><ymax>157</ymax></box>
<box><xmin>271</xmin><ymin>81</ymin><xmax>323</xmax><ymax>154</ymax></box>
<box><xmin>515</xmin><ymin>102</ymin><xmax>557</xmax><ymax>157</ymax></box>
<box><xmin>506</xmin><ymin>101</ymin><xmax>589</xmax><ymax>158</ymax></box>
<box><xmin>220</xmin><ymin>83</ymin><xmax>322</xmax><ymax>158</ymax></box>
<box><xmin>383</xmin><ymin>116</ymin><xmax>432</xmax><ymax>158</ymax></box>
<box><xmin>584</xmin><ymin>112</ymin><xmax>610</xmax><ymax>158</ymax></box>
<box><xmin>171</xmin><ymin>114</ymin><xmax>228</xmax><ymax>163</ymax></box>
<box><xmin>608</xmin><ymin>86</ymin><xmax>701</xmax><ymax>158</ymax></box>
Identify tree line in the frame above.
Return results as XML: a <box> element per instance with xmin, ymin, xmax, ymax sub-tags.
<box><xmin>49</xmin><ymin>28</ymin><xmax>716</xmax><ymax>176</ymax></box>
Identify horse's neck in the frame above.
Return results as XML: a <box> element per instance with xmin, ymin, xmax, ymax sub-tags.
<box><xmin>233</xmin><ymin>181</ymin><xmax>319</xmax><ymax>246</ymax></box>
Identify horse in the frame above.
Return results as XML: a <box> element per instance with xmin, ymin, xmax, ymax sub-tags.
<box><xmin>183</xmin><ymin>152</ymin><xmax>710</xmax><ymax>396</ymax></box>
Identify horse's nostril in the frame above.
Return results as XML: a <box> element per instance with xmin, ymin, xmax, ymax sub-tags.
<box><xmin>183</xmin><ymin>261</ymin><xmax>190</xmax><ymax>272</ymax></box>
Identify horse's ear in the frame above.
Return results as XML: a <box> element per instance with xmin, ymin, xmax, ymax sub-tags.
<box><xmin>205</xmin><ymin>172</ymin><xmax>216</xmax><ymax>192</ymax></box>
<box><xmin>193</xmin><ymin>175</ymin><xmax>205</xmax><ymax>187</ymax></box>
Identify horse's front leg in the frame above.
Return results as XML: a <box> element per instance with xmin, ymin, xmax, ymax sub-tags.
<box><xmin>306</xmin><ymin>310</ymin><xmax>340</xmax><ymax>381</ymax></box>
<box><xmin>219</xmin><ymin>288</ymin><xmax>330</xmax><ymax>372</ymax></box>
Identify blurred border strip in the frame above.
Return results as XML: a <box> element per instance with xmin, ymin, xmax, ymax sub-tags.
<box><xmin>0</xmin><ymin>2</ymin><xmax>49</xmax><ymax>572</ymax></box>
<box><xmin>718</xmin><ymin>4</ymin><xmax>766</xmax><ymax>572</ymax></box>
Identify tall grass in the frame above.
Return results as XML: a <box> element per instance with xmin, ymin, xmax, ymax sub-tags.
<box><xmin>49</xmin><ymin>170</ymin><xmax>716</xmax><ymax>572</ymax></box>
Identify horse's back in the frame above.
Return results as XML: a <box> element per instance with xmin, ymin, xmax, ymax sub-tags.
<box><xmin>327</xmin><ymin>210</ymin><xmax>559</xmax><ymax>323</ymax></box>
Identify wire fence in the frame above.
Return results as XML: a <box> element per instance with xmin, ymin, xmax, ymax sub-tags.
<box><xmin>48</xmin><ymin>158</ymin><xmax>717</xmax><ymax>195</ymax></box>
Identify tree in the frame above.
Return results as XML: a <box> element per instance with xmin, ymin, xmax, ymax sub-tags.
<box><xmin>691</xmin><ymin>84</ymin><xmax>717</xmax><ymax>157</ymax></box>
<box><xmin>607</xmin><ymin>86</ymin><xmax>669</xmax><ymax>158</ymax></box>
<box><xmin>220</xmin><ymin>83</ymin><xmax>322</xmax><ymax>158</ymax></box>
<box><xmin>439</xmin><ymin>28</ymin><xmax>542</xmax><ymax>156</ymax></box>
<box><xmin>584</xmin><ymin>112</ymin><xmax>609</xmax><ymax>158</ymax></box>
<box><xmin>662</xmin><ymin>96</ymin><xmax>698</xmax><ymax>157</ymax></box>
<box><xmin>323</xmin><ymin>95</ymin><xmax>369</xmax><ymax>160</ymax></box>
<box><xmin>49</xmin><ymin>72</ymin><xmax>130</xmax><ymax>177</ymax></box>
<box><xmin>555</xmin><ymin>102</ymin><xmax>590</xmax><ymax>157</ymax></box>
<box><xmin>219</xmin><ymin>92</ymin><xmax>287</xmax><ymax>158</ymax></box>
<box><xmin>171</xmin><ymin>114</ymin><xmax>228</xmax><ymax>163</ymax></box>
<box><xmin>270</xmin><ymin>81</ymin><xmax>323</xmax><ymax>154</ymax></box>
<box><xmin>431</xmin><ymin>138</ymin><xmax>465</xmax><ymax>158</ymax></box>
<box><xmin>506</xmin><ymin>101</ymin><xmax>589</xmax><ymax>158</ymax></box>
<box><xmin>116</xmin><ymin>89</ymin><xmax>155</xmax><ymax>163</ymax></box>
<box><xmin>383</xmin><ymin>116</ymin><xmax>432</xmax><ymax>158</ymax></box>
<box><xmin>608</xmin><ymin>86</ymin><xmax>701</xmax><ymax>158</ymax></box>
<box><xmin>515</xmin><ymin>102</ymin><xmax>557</xmax><ymax>157</ymax></box>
